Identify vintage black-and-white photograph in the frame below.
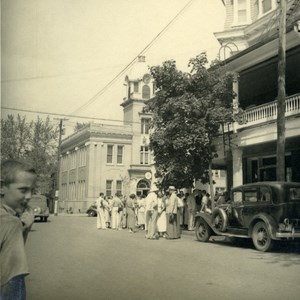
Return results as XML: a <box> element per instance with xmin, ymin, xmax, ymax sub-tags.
<box><xmin>1</xmin><ymin>0</ymin><xmax>300</xmax><ymax>299</ymax></box>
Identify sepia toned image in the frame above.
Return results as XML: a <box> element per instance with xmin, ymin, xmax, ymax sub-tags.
<box><xmin>1</xmin><ymin>0</ymin><xmax>300</xmax><ymax>299</ymax></box>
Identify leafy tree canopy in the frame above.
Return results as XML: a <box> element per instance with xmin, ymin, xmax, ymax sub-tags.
<box><xmin>146</xmin><ymin>52</ymin><xmax>236</xmax><ymax>189</ymax></box>
<box><xmin>1</xmin><ymin>114</ymin><xmax>59</xmax><ymax>194</ymax></box>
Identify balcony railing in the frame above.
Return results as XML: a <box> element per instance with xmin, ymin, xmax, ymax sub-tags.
<box><xmin>234</xmin><ymin>93</ymin><xmax>300</xmax><ymax>131</ymax></box>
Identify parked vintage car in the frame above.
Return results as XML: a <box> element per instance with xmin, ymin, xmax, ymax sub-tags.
<box><xmin>29</xmin><ymin>194</ymin><xmax>50</xmax><ymax>222</ymax></box>
<box><xmin>195</xmin><ymin>182</ymin><xmax>300</xmax><ymax>252</ymax></box>
<box><xmin>86</xmin><ymin>205</ymin><xmax>97</xmax><ymax>217</ymax></box>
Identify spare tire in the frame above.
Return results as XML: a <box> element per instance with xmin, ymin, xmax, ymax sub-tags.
<box><xmin>211</xmin><ymin>208</ymin><xmax>228</xmax><ymax>232</ymax></box>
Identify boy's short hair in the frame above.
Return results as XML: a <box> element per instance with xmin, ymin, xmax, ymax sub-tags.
<box><xmin>1</xmin><ymin>159</ymin><xmax>36</xmax><ymax>186</ymax></box>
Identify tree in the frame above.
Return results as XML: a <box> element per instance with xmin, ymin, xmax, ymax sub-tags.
<box><xmin>1</xmin><ymin>114</ymin><xmax>59</xmax><ymax>194</ymax></box>
<box><xmin>1</xmin><ymin>114</ymin><xmax>32</xmax><ymax>160</ymax></box>
<box><xmin>28</xmin><ymin>116</ymin><xmax>59</xmax><ymax>185</ymax></box>
<box><xmin>146</xmin><ymin>53</ymin><xmax>236</xmax><ymax>190</ymax></box>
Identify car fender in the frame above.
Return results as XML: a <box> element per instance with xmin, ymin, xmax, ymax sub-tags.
<box><xmin>195</xmin><ymin>212</ymin><xmax>218</xmax><ymax>234</ymax></box>
<box><xmin>249</xmin><ymin>214</ymin><xmax>278</xmax><ymax>239</ymax></box>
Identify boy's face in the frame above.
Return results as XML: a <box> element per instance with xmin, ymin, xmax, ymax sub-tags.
<box><xmin>2</xmin><ymin>170</ymin><xmax>36</xmax><ymax>215</ymax></box>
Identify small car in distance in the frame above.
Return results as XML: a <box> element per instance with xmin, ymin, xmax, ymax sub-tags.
<box><xmin>86</xmin><ymin>205</ymin><xmax>97</xmax><ymax>217</ymax></box>
<box><xmin>195</xmin><ymin>182</ymin><xmax>300</xmax><ymax>252</ymax></box>
<box><xmin>29</xmin><ymin>194</ymin><xmax>50</xmax><ymax>222</ymax></box>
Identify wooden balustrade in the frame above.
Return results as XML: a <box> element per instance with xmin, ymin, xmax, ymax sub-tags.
<box><xmin>223</xmin><ymin>93</ymin><xmax>300</xmax><ymax>132</ymax></box>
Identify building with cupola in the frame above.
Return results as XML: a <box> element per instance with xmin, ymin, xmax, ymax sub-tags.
<box><xmin>58</xmin><ymin>54</ymin><xmax>227</xmax><ymax>212</ymax></box>
<box><xmin>59</xmin><ymin>56</ymin><xmax>155</xmax><ymax>212</ymax></box>
<box><xmin>212</xmin><ymin>0</ymin><xmax>300</xmax><ymax>188</ymax></box>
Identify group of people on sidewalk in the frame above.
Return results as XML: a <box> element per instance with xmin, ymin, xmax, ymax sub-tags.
<box><xmin>94</xmin><ymin>186</ymin><xmax>217</xmax><ymax>240</ymax></box>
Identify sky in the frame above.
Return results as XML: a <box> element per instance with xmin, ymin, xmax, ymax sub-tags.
<box><xmin>1</xmin><ymin>0</ymin><xmax>225</xmax><ymax>136</ymax></box>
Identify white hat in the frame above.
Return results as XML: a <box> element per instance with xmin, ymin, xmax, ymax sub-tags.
<box><xmin>168</xmin><ymin>186</ymin><xmax>176</xmax><ymax>191</ymax></box>
<box><xmin>150</xmin><ymin>187</ymin><xmax>159</xmax><ymax>192</ymax></box>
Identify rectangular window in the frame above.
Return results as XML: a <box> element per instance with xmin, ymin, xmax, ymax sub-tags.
<box><xmin>233</xmin><ymin>191</ymin><xmax>243</xmax><ymax>203</ymax></box>
<box><xmin>258</xmin><ymin>0</ymin><xmax>276</xmax><ymax>17</ymax></box>
<box><xmin>237</xmin><ymin>0</ymin><xmax>247</xmax><ymax>23</ymax></box>
<box><xmin>220</xmin><ymin>170</ymin><xmax>226</xmax><ymax>178</ymax></box>
<box><xmin>117</xmin><ymin>145</ymin><xmax>123</xmax><ymax>164</ymax></box>
<box><xmin>290</xmin><ymin>188</ymin><xmax>300</xmax><ymax>201</ymax></box>
<box><xmin>133</xmin><ymin>82</ymin><xmax>139</xmax><ymax>93</ymax></box>
<box><xmin>244</xmin><ymin>189</ymin><xmax>258</xmax><ymax>203</ymax></box>
<box><xmin>106</xmin><ymin>180</ymin><xmax>113</xmax><ymax>197</ymax></box>
<box><xmin>107</xmin><ymin>145</ymin><xmax>113</xmax><ymax>164</ymax></box>
<box><xmin>141</xmin><ymin>118</ymin><xmax>150</xmax><ymax>134</ymax></box>
<box><xmin>140</xmin><ymin>146</ymin><xmax>149</xmax><ymax>165</ymax></box>
<box><xmin>233</xmin><ymin>0</ymin><xmax>250</xmax><ymax>25</ymax></box>
<box><xmin>116</xmin><ymin>180</ymin><xmax>122</xmax><ymax>196</ymax></box>
<box><xmin>262</xmin><ymin>0</ymin><xmax>272</xmax><ymax>14</ymax></box>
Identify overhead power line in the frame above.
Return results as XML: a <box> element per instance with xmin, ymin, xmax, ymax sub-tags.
<box><xmin>1</xmin><ymin>106</ymin><xmax>146</xmax><ymax>126</ymax></box>
<box><xmin>70</xmin><ymin>0</ymin><xmax>195</xmax><ymax>116</ymax></box>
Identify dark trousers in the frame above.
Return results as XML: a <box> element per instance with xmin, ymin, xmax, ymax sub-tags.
<box><xmin>0</xmin><ymin>275</ymin><xmax>26</xmax><ymax>300</ymax></box>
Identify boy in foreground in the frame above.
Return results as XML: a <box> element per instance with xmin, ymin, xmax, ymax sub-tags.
<box><xmin>0</xmin><ymin>159</ymin><xmax>37</xmax><ymax>300</ymax></box>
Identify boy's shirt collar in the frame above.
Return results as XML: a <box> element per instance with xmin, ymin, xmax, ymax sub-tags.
<box><xmin>0</xmin><ymin>203</ymin><xmax>18</xmax><ymax>217</ymax></box>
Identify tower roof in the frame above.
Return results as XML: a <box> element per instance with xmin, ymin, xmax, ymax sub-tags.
<box><xmin>126</xmin><ymin>55</ymin><xmax>150</xmax><ymax>82</ymax></box>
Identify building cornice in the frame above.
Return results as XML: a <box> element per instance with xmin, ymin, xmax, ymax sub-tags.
<box><xmin>120</xmin><ymin>98</ymin><xmax>146</xmax><ymax>107</ymax></box>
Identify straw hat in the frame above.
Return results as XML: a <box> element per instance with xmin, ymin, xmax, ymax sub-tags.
<box><xmin>168</xmin><ymin>186</ymin><xmax>176</xmax><ymax>191</ymax></box>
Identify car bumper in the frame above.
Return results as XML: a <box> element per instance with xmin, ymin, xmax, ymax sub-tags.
<box><xmin>34</xmin><ymin>214</ymin><xmax>49</xmax><ymax>217</ymax></box>
<box><xmin>276</xmin><ymin>232</ymin><xmax>300</xmax><ymax>238</ymax></box>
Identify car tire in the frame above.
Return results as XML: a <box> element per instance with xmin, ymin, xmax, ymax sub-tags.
<box><xmin>195</xmin><ymin>218</ymin><xmax>212</xmax><ymax>242</ymax></box>
<box><xmin>252</xmin><ymin>221</ymin><xmax>274</xmax><ymax>252</ymax></box>
<box><xmin>211</xmin><ymin>208</ymin><xmax>228</xmax><ymax>232</ymax></box>
<box><xmin>44</xmin><ymin>217</ymin><xmax>48</xmax><ymax>222</ymax></box>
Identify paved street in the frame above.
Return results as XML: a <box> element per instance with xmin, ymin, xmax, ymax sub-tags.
<box><xmin>26</xmin><ymin>215</ymin><xmax>300</xmax><ymax>300</ymax></box>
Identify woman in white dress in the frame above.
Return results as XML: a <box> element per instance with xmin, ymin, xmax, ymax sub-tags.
<box><xmin>137</xmin><ymin>195</ymin><xmax>146</xmax><ymax>230</ymax></box>
<box><xmin>156</xmin><ymin>191</ymin><xmax>167</xmax><ymax>237</ymax></box>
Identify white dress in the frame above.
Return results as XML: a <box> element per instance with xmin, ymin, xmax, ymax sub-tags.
<box><xmin>156</xmin><ymin>197</ymin><xmax>166</xmax><ymax>232</ymax></box>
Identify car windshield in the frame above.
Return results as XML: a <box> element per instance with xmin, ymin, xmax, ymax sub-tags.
<box><xmin>30</xmin><ymin>196</ymin><xmax>47</xmax><ymax>207</ymax></box>
<box><xmin>290</xmin><ymin>187</ymin><xmax>300</xmax><ymax>201</ymax></box>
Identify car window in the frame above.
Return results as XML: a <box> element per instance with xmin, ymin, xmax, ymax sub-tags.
<box><xmin>30</xmin><ymin>196</ymin><xmax>47</xmax><ymax>206</ymax></box>
<box><xmin>244</xmin><ymin>188</ymin><xmax>257</xmax><ymax>203</ymax></box>
<box><xmin>260</xmin><ymin>187</ymin><xmax>271</xmax><ymax>202</ymax></box>
<box><xmin>290</xmin><ymin>187</ymin><xmax>300</xmax><ymax>201</ymax></box>
<box><xmin>233</xmin><ymin>191</ymin><xmax>242</xmax><ymax>203</ymax></box>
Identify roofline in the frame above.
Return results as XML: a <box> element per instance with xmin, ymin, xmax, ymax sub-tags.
<box><xmin>215</xmin><ymin>23</ymin><xmax>298</xmax><ymax>68</ymax></box>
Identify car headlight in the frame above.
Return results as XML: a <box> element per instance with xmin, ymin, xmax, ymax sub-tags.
<box><xmin>32</xmin><ymin>206</ymin><xmax>41</xmax><ymax>214</ymax></box>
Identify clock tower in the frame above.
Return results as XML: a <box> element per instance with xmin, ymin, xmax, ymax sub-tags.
<box><xmin>121</xmin><ymin>55</ymin><xmax>155</xmax><ymax>196</ymax></box>
<box><xmin>121</xmin><ymin>55</ymin><xmax>154</xmax><ymax>125</ymax></box>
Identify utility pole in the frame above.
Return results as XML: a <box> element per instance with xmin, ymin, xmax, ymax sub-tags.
<box><xmin>276</xmin><ymin>0</ymin><xmax>286</xmax><ymax>181</ymax></box>
<box><xmin>54</xmin><ymin>118</ymin><xmax>68</xmax><ymax>215</ymax></box>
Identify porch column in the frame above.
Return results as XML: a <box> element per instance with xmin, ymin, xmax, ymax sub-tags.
<box><xmin>232</xmin><ymin>148</ymin><xmax>243</xmax><ymax>187</ymax></box>
<box><xmin>232</xmin><ymin>74</ymin><xmax>239</xmax><ymax>133</ymax></box>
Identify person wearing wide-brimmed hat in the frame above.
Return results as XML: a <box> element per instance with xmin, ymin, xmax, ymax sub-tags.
<box><xmin>165</xmin><ymin>186</ymin><xmax>180</xmax><ymax>239</ymax></box>
<box><xmin>144</xmin><ymin>187</ymin><xmax>159</xmax><ymax>239</ymax></box>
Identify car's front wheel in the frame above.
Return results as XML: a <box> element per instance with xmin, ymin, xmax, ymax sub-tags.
<box><xmin>195</xmin><ymin>218</ymin><xmax>212</xmax><ymax>242</ymax></box>
<box><xmin>252</xmin><ymin>221</ymin><xmax>274</xmax><ymax>252</ymax></box>
<box><xmin>211</xmin><ymin>208</ymin><xmax>228</xmax><ymax>232</ymax></box>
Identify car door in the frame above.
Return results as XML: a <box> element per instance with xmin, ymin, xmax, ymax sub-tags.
<box><xmin>241</xmin><ymin>187</ymin><xmax>259</xmax><ymax>227</ymax></box>
<box><xmin>231</xmin><ymin>189</ymin><xmax>244</xmax><ymax>227</ymax></box>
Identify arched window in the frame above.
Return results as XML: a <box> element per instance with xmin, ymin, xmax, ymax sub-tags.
<box><xmin>136</xmin><ymin>179</ymin><xmax>150</xmax><ymax>196</ymax></box>
<box><xmin>142</xmin><ymin>85</ymin><xmax>150</xmax><ymax>99</ymax></box>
